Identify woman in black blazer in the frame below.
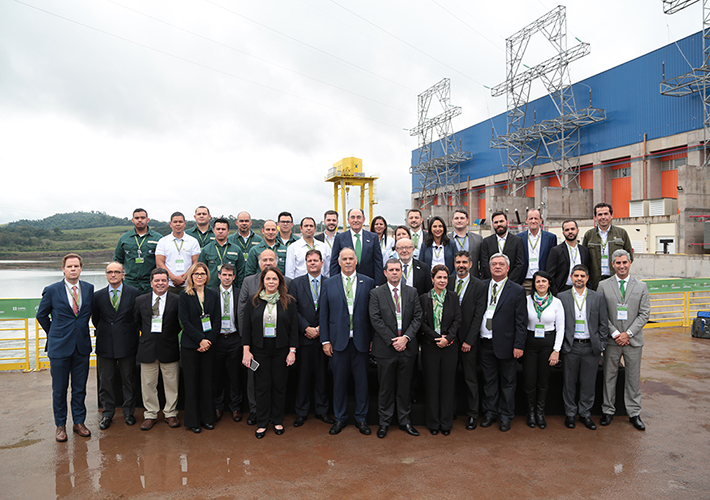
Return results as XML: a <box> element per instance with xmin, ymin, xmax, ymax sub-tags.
<box><xmin>420</xmin><ymin>216</ymin><xmax>457</xmax><ymax>272</ymax></box>
<box><xmin>179</xmin><ymin>262</ymin><xmax>221</xmax><ymax>433</ymax></box>
<box><xmin>242</xmin><ymin>266</ymin><xmax>298</xmax><ymax>439</ymax></box>
<box><xmin>419</xmin><ymin>264</ymin><xmax>461</xmax><ymax>435</ymax></box>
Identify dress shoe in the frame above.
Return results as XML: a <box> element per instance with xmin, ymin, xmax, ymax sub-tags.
<box><xmin>72</xmin><ymin>423</ymin><xmax>91</xmax><ymax>437</ymax></box>
<box><xmin>141</xmin><ymin>419</ymin><xmax>156</xmax><ymax>430</ymax></box>
<box><xmin>399</xmin><ymin>424</ymin><xmax>419</xmax><ymax>436</ymax></box>
<box><xmin>247</xmin><ymin>414</ymin><xmax>257</xmax><ymax>426</ymax></box>
<box><xmin>329</xmin><ymin>421</ymin><xmax>347</xmax><ymax>435</ymax></box>
<box><xmin>191</xmin><ymin>427</ymin><xmax>201</xmax><ymax>434</ymax></box>
<box><xmin>124</xmin><ymin>415</ymin><xmax>136</xmax><ymax>426</ymax></box>
<box><xmin>499</xmin><ymin>421</ymin><xmax>510</xmax><ymax>432</ymax></box>
<box><xmin>99</xmin><ymin>417</ymin><xmax>112</xmax><ymax>430</ymax></box>
<box><xmin>232</xmin><ymin>410</ymin><xmax>242</xmax><ymax>422</ymax></box>
<box><xmin>526</xmin><ymin>412</ymin><xmax>536</xmax><ymax>428</ymax></box>
<box><xmin>600</xmin><ymin>414</ymin><xmax>614</xmax><ymax>426</ymax></box>
<box><xmin>377</xmin><ymin>425</ymin><xmax>388</xmax><ymax>438</ymax></box>
<box><xmin>355</xmin><ymin>421</ymin><xmax>371</xmax><ymax>435</ymax></box>
<box><xmin>580</xmin><ymin>416</ymin><xmax>597</xmax><ymax>430</ymax></box>
<box><xmin>441</xmin><ymin>429</ymin><xmax>451</xmax><ymax>436</ymax></box>
<box><xmin>466</xmin><ymin>417</ymin><xmax>477</xmax><ymax>430</ymax></box>
<box><xmin>629</xmin><ymin>415</ymin><xmax>646</xmax><ymax>431</ymax></box>
<box><xmin>429</xmin><ymin>428</ymin><xmax>439</xmax><ymax>435</ymax></box>
<box><xmin>535</xmin><ymin>413</ymin><xmax>547</xmax><ymax>429</ymax></box>
<box><xmin>255</xmin><ymin>429</ymin><xmax>266</xmax><ymax>439</ymax></box>
<box><xmin>215</xmin><ymin>409</ymin><xmax>223</xmax><ymax>421</ymax></box>
<box><xmin>56</xmin><ymin>426</ymin><xmax>67</xmax><ymax>442</ymax></box>
<box><xmin>315</xmin><ymin>413</ymin><xmax>335</xmax><ymax>424</ymax></box>
<box><xmin>294</xmin><ymin>416</ymin><xmax>307</xmax><ymax>427</ymax></box>
<box><xmin>203</xmin><ymin>423</ymin><xmax>214</xmax><ymax>430</ymax></box>
<box><xmin>166</xmin><ymin>417</ymin><xmax>180</xmax><ymax>428</ymax></box>
<box><xmin>564</xmin><ymin>416</ymin><xmax>576</xmax><ymax>429</ymax></box>
<box><xmin>481</xmin><ymin>416</ymin><xmax>496</xmax><ymax>428</ymax></box>
<box><xmin>274</xmin><ymin>425</ymin><xmax>285</xmax><ymax>435</ymax></box>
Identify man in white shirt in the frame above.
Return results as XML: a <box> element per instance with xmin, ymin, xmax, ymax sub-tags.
<box><xmin>155</xmin><ymin>212</ymin><xmax>201</xmax><ymax>294</ymax></box>
<box><xmin>517</xmin><ymin>208</ymin><xmax>557</xmax><ymax>294</ymax></box>
<box><xmin>558</xmin><ymin>264</ymin><xmax>609</xmax><ymax>430</ymax></box>
<box><xmin>407</xmin><ymin>209</ymin><xmax>426</xmax><ymax>260</ymax></box>
<box><xmin>285</xmin><ymin>217</ymin><xmax>330</xmax><ymax>279</ymax></box>
<box><xmin>395</xmin><ymin>237</ymin><xmax>431</xmax><ymax>296</ymax></box>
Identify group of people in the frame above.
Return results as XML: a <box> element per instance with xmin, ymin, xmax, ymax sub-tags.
<box><xmin>37</xmin><ymin>202</ymin><xmax>650</xmax><ymax>443</ymax></box>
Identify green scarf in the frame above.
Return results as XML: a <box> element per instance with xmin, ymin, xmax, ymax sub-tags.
<box><xmin>432</xmin><ymin>289</ymin><xmax>446</xmax><ymax>333</ymax></box>
<box><xmin>533</xmin><ymin>292</ymin><xmax>553</xmax><ymax>320</ymax></box>
<box><xmin>259</xmin><ymin>290</ymin><xmax>280</xmax><ymax>305</ymax></box>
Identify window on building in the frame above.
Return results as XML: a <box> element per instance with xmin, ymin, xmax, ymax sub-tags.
<box><xmin>661</xmin><ymin>157</ymin><xmax>686</xmax><ymax>171</ymax></box>
<box><xmin>611</xmin><ymin>167</ymin><xmax>631</xmax><ymax>178</ymax></box>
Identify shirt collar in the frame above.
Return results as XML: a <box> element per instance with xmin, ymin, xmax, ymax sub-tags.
<box><xmin>615</xmin><ymin>274</ymin><xmax>630</xmax><ymax>284</ymax></box>
<box><xmin>387</xmin><ymin>282</ymin><xmax>399</xmax><ymax>294</ymax></box>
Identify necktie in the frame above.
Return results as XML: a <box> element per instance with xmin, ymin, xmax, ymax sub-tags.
<box><xmin>402</xmin><ymin>264</ymin><xmax>409</xmax><ymax>286</ymax></box>
<box><xmin>71</xmin><ymin>285</ymin><xmax>79</xmax><ymax>315</ymax></box>
<box><xmin>619</xmin><ymin>279</ymin><xmax>626</xmax><ymax>299</ymax></box>
<box><xmin>346</xmin><ymin>276</ymin><xmax>353</xmax><ymax>330</ymax></box>
<box><xmin>394</xmin><ymin>287</ymin><xmax>401</xmax><ymax>335</ymax></box>
<box><xmin>152</xmin><ymin>296</ymin><xmax>160</xmax><ymax>316</ymax></box>
<box><xmin>354</xmin><ymin>233</ymin><xmax>362</xmax><ymax>261</ymax></box>
<box><xmin>312</xmin><ymin>278</ymin><xmax>319</xmax><ymax>307</ymax></box>
<box><xmin>111</xmin><ymin>289</ymin><xmax>119</xmax><ymax>310</ymax></box>
<box><xmin>412</xmin><ymin>233</ymin><xmax>419</xmax><ymax>248</ymax></box>
<box><xmin>486</xmin><ymin>283</ymin><xmax>498</xmax><ymax>331</ymax></box>
<box><xmin>456</xmin><ymin>279</ymin><xmax>464</xmax><ymax>297</ymax></box>
<box><xmin>223</xmin><ymin>290</ymin><xmax>230</xmax><ymax>315</ymax></box>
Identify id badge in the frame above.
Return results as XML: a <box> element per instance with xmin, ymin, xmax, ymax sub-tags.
<box><xmin>175</xmin><ymin>258</ymin><xmax>185</xmax><ymax>272</ymax></box>
<box><xmin>151</xmin><ymin>316</ymin><xmax>163</xmax><ymax>333</ymax></box>
<box><xmin>575</xmin><ymin>319</ymin><xmax>585</xmax><ymax>333</ymax></box>
<box><xmin>264</xmin><ymin>322</ymin><xmax>276</xmax><ymax>338</ymax></box>
<box><xmin>535</xmin><ymin>324</ymin><xmax>545</xmax><ymax>338</ymax></box>
<box><xmin>617</xmin><ymin>305</ymin><xmax>628</xmax><ymax>321</ymax></box>
<box><xmin>347</xmin><ymin>303</ymin><xmax>354</xmax><ymax>316</ymax></box>
<box><xmin>529</xmin><ymin>257</ymin><xmax>538</xmax><ymax>263</ymax></box>
<box><xmin>243</xmin><ymin>252</ymin><xmax>249</xmax><ymax>261</ymax></box>
<box><xmin>486</xmin><ymin>305</ymin><xmax>495</xmax><ymax>319</ymax></box>
<box><xmin>221</xmin><ymin>315</ymin><xmax>231</xmax><ymax>330</ymax></box>
<box><xmin>201</xmin><ymin>315</ymin><xmax>212</xmax><ymax>332</ymax></box>
<box><xmin>135</xmin><ymin>257</ymin><xmax>144</xmax><ymax>264</ymax></box>
<box><xmin>396</xmin><ymin>313</ymin><xmax>403</xmax><ymax>331</ymax></box>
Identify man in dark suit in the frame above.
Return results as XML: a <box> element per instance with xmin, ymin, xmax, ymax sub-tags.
<box><xmin>451</xmin><ymin>209</ymin><xmax>483</xmax><ymax>279</ymax></box>
<box><xmin>369</xmin><ymin>259</ymin><xmax>423</xmax><ymax>438</ymax></box>
<box><xmin>321</xmin><ymin>247</ymin><xmax>375</xmax><ymax>435</ymax></box>
<box><xmin>290</xmin><ymin>249</ymin><xmax>335</xmax><ymax>427</ymax></box>
<box><xmin>448</xmin><ymin>250</ymin><xmax>486</xmax><ymax>430</ymax></box>
<box><xmin>133</xmin><ymin>268</ymin><xmax>181</xmax><ymax>430</ymax></box>
<box><xmin>92</xmin><ymin>262</ymin><xmax>140</xmax><ymax>430</ymax></box>
<box><xmin>517</xmin><ymin>208</ymin><xmax>558</xmax><ymax>293</ymax></box>
<box><xmin>330</xmin><ymin>208</ymin><xmax>383</xmax><ymax>284</ymax></box>
<box><xmin>546</xmin><ymin>220</ymin><xmax>590</xmax><ymax>293</ymax></box>
<box><xmin>479</xmin><ymin>211</ymin><xmax>525</xmax><ymax>283</ymax></box>
<box><xmin>395</xmin><ymin>237</ymin><xmax>431</xmax><ymax>296</ymax></box>
<box><xmin>37</xmin><ymin>253</ymin><xmax>95</xmax><ymax>442</ymax></box>
<box><xmin>407</xmin><ymin>209</ymin><xmax>427</xmax><ymax>260</ymax></box>
<box><xmin>212</xmin><ymin>263</ymin><xmax>244</xmax><ymax>423</ymax></box>
<box><xmin>478</xmin><ymin>252</ymin><xmax>527</xmax><ymax>432</ymax></box>
<box><xmin>559</xmin><ymin>264</ymin><xmax>609</xmax><ymax>430</ymax></box>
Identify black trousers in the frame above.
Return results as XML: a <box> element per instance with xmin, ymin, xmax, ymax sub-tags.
<box><xmin>376</xmin><ymin>354</ymin><xmax>416</xmax><ymax>426</ymax></box>
<box><xmin>421</xmin><ymin>342</ymin><xmax>458</xmax><ymax>431</ymax></box>
<box><xmin>252</xmin><ymin>339</ymin><xmax>289</xmax><ymax>428</ymax></box>
<box><xmin>97</xmin><ymin>354</ymin><xmax>137</xmax><ymax>418</ymax></box>
<box><xmin>213</xmin><ymin>334</ymin><xmax>243</xmax><ymax>412</ymax></box>
<box><xmin>479</xmin><ymin>339</ymin><xmax>517</xmax><ymax>422</ymax></box>
<box><xmin>294</xmin><ymin>341</ymin><xmax>330</xmax><ymax>417</ymax></box>
<box><xmin>181</xmin><ymin>346</ymin><xmax>216</xmax><ymax>428</ymax></box>
<box><xmin>521</xmin><ymin>331</ymin><xmax>555</xmax><ymax>396</ymax></box>
<box><xmin>459</xmin><ymin>341</ymin><xmax>480</xmax><ymax>418</ymax></box>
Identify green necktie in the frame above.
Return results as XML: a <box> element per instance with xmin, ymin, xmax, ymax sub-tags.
<box><xmin>486</xmin><ymin>283</ymin><xmax>498</xmax><ymax>330</ymax></box>
<box><xmin>354</xmin><ymin>233</ymin><xmax>362</xmax><ymax>261</ymax></box>
<box><xmin>152</xmin><ymin>296</ymin><xmax>160</xmax><ymax>316</ymax></box>
<box><xmin>346</xmin><ymin>276</ymin><xmax>354</xmax><ymax>330</ymax></box>
<box><xmin>412</xmin><ymin>233</ymin><xmax>419</xmax><ymax>249</ymax></box>
<box><xmin>223</xmin><ymin>290</ymin><xmax>230</xmax><ymax>315</ymax></box>
<box><xmin>456</xmin><ymin>279</ymin><xmax>464</xmax><ymax>297</ymax></box>
<box><xmin>619</xmin><ymin>279</ymin><xmax>626</xmax><ymax>299</ymax></box>
<box><xmin>111</xmin><ymin>289</ymin><xmax>119</xmax><ymax>310</ymax></box>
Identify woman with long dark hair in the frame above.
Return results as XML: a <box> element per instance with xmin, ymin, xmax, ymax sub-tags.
<box><xmin>371</xmin><ymin>215</ymin><xmax>394</xmax><ymax>260</ymax></box>
<box><xmin>420</xmin><ymin>216</ymin><xmax>457</xmax><ymax>273</ymax></box>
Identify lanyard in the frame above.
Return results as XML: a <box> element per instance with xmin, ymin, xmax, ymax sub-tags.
<box><xmin>197</xmin><ymin>293</ymin><xmax>205</xmax><ymax>315</ymax></box>
<box><xmin>310</xmin><ymin>278</ymin><xmax>320</xmax><ymax>305</ymax></box>
<box><xmin>236</xmin><ymin>233</ymin><xmax>253</xmax><ymax>252</ymax></box>
<box><xmin>456</xmin><ymin>234</ymin><xmax>468</xmax><ymax>251</ymax></box>
<box><xmin>599</xmin><ymin>229</ymin><xmax>609</xmax><ymax>249</ymax></box>
<box><xmin>402</xmin><ymin>262</ymin><xmax>412</xmax><ymax>282</ymax></box>
<box><xmin>490</xmin><ymin>279</ymin><xmax>505</xmax><ymax>304</ymax></box>
<box><xmin>433</xmin><ymin>245</ymin><xmax>444</xmax><ymax>260</ymax></box>
<box><xmin>173</xmin><ymin>239</ymin><xmax>184</xmax><ymax>253</ymax></box>
<box><xmin>266</xmin><ymin>302</ymin><xmax>276</xmax><ymax>318</ymax></box>
<box><xmin>133</xmin><ymin>234</ymin><xmax>147</xmax><ymax>255</ymax></box>
<box><xmin>566</xmin><ymin>242</ymin><xmax>579</xmax><ymax>263</ymax></box>
<box><xmin>196</xmin><ymin>231</ymin><xmax>210</xmax><ymax>246</ymax></box>
<box><xmin>528</xmin><ymin>233</ymin><xmax>540</xmax><ymax>252</ymax></box>
<box><xmin>573</xmin><ymin>289</ymin><xmax>587</xmax><ymax>314</ymax></box>
<box><xmin>215</xmin><ymin>243</ymin><xmax>228</xmax><ymax>265</ymax></box>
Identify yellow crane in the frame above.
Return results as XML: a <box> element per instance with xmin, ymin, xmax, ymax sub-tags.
<box><xmin>325</xmin><ymin>157</ymin><xmax>379</xmax><ymax>228</ymax></box>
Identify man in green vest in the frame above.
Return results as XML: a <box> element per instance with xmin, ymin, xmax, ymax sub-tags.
<box><xmin>227</xmin><ymin>211</ymin><xmax>263</xmax><ymax>286</ymax></box>
<box><xmin>245</xmin><ymin>220</ymin><xmax>288</xmax><ymax>277</ymax></box>
<box><xmin>199</xmin><ymin>218</ymin><xmax>245</xmax><ymax>289</ymax></box>
<box><xmin>113</xmin><ymin>208</ymin><xmax>162</xmax><ymax>294</ymax></box>
<box><xmin>185</xmin><ymin>205</ymin><xmax>215</xmax><ymax>248</ymax></box>
<box><xmin>582</xmin><ymin>203</ymin><xmax>633</xmax><ymax>290</ymax></box>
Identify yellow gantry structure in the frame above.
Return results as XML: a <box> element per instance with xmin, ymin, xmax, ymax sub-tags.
<box><xmin>325</xmin><ymin>157</ymin><xmax>378</xmax><ymax>228</ymax></box>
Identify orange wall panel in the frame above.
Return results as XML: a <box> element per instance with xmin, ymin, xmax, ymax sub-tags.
<box><xmin>580</xmin><ymin>169</ymin><xmax>593</xmax><ymax>189</ymax></box>
<box><xmin>661</xmin><ymin>170</ymin><xmax>678</xmax><ymax>199</ymax></box>
<box><xmin>611</xmin><ymin>177</ymin><xmax>631</xmax><ymax>217</ymax></box>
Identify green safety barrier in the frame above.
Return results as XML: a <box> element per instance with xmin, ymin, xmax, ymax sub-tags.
<box><xmin>643</xmin><ymin>278</ymin><xmax>710</xmax><ymax>294</ymax></box>
<box><xmin>0</xmin><ymin>298</ymin><xmax>41</xmax><ymax>319</ymax></box>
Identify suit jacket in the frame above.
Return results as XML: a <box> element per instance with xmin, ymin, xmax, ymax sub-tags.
<box><xmin>486</xmin><ymin>278</ymin><xmax>527</xmax><ymax>359</ymax></box>
<box><xmin>134</xmin><ymin>291</ymin><xmax>181</xmax><ymax>364</ymax></box>
<box><xmin>242</xmin><ymin>298</ymin><xmax>299</xmax><ymax>349</ymax></box>
<box><xmin>581</xmin><ymin>225</ymin><xmax>634</xmax><ymax>290</ymax></box>
<box><xmin>450</xmin><ymin>230</ymin><xmax>483</xmax><ymax>279</ymax></box>
<box><xmin>420</xmin><ymin>240</ymin><xmax>458</xmax><ymax>276</ymax></box>
<box><xmin>290</xmin><ymin>274</ymin><xmax>322</xmax><ymax>346</ymax></box>
<box><xmin>517</xmin><ymin>229</ymin><xmax>558</xmax><ymax>283</ymax></box>
<box><xmin>559</xmin><ymin>288</ymin><xmax>609</xmax><ymax>356</ymax></box>
<box><xmin>546</xmin><ymin>242</ymin><xmax>590</xmax><ymax>293</ymax></box>
<box><xmin>597</xmin><ymin>276</ymin><xmax>650</xmax><ymax>348</ymax></box>
<box><xmin>37</xmin><ymin>280</ymin><xmax>94</xmax><ymax>359</ymax></box>
<box><xmin>418</xmin><ymin>290</ymin><xmax>461</xmax><ymax>346</ymax></box>
<box><xmin>447</xmin><ymin>275</ymin><xmax>486</xmax><ymax>346</ymax></box>
<box><xmin>369</xmin><ymin>283</ymin><xmax>422</xmax><ymax>359</ymax></box>
<box><xmin>479</xmin><ymin>233</ymin><xmax>526</xmax><ymax>283</ymax></box>
<box><xmin>238</xmin><ymin>272</ymin><xmax>291</xmax><ymax>336</ymax></box>
<box><xmin>329</xmin><ymin>230</ymin><xmax>383</xmax><ymax>284</ymax></box>
<box><xmin>178</xmin><ymin>289</ymin><xmax>221</xmax><ymax>349</ymax></box>
<box><xmin>320</xmin><ymin>273</ymin><xmax>374</xmax><ymax>353</ymax></box>
<box><xmin>91</xmin><ymin>284</ymin><xmax>139</xmax><ymax>359</ymax></box>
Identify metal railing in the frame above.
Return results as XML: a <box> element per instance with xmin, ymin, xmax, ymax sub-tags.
<box><xmin>0</xmin><ymin>319</ymin><xmax>31</xmax><ymax>371</ymax></box>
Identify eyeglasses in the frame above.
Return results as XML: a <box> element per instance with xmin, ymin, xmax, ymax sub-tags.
<box><xmin>396</xmin><ymin>246</ymin><xmax>414</xmax><ymax>251</ymax></box>
<box><xmin>278</xmin><ymin>220</ymin><xmax>293</xmax><ymax>225</ymax></box>
<box><xmin>106</xmin><ymin>270</ymin><xmax>124</xmax><ymax>275</ymax></box>
<box><xmin>192</xmin><ymin>272</ymin><xmax>207</xmax><ymax>277</ymax></box>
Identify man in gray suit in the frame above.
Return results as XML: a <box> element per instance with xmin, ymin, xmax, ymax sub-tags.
<box><xmin>451</xmin><ymin>209</ymin><xmax>483</xmax><ymax>279</ymax></box>
<box><xmin>559</xmin><ymin>264</ymin><xmax>608</xmax><ymax>430</ymax></box>
<box><xmin>598</xmin><ymin>249</ymin><xmax>650</xmax><ymax>430</ymax></box>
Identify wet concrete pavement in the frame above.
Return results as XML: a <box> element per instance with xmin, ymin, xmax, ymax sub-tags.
<box><xmin>1</xmin><ymin>326</ymin><xmax>709</xmax><ymax>499</ymax></box>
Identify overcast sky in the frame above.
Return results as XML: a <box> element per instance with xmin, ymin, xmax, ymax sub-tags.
<box><xmin>0</xmin><ymin>0</ymin><xmax>698</xmax><ymax>227</ymax></box>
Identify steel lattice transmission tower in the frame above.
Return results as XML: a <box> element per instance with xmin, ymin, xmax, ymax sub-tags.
<box><xmin>490</xmin><ymin>6</ymin><xmax>605</xmax><ymax>196</ymax></box>
<box><xmin>660</xmin><ymin>0</ymin><xmax>710</xmax><ymax>166</ymax></box>
<box><xmin>409</xmin><ymin>78</ymin><xmax>471</xmax><ymax>209</ymax></box>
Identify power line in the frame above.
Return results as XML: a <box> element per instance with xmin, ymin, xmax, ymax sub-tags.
<box><xmin>13</xmin><ymin>0</ymin><xmax>407</xmax><ymax>129</ymax></box>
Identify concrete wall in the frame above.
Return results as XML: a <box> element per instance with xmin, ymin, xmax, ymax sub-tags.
<box><xmin>632</xmin><ymin>253</ymin><xmax>710</xmax><ymax>279</ymax></box>
<box><xmin>542</xmin><ymin>187</ymin><xmax>593</xmax><ymax>220</ymax></box>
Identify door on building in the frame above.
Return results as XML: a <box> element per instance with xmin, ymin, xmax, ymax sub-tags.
<box><xmin>656</xmin><ymin>236</ymin><xmax>675</xmax><ymax>254</ymax></box>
